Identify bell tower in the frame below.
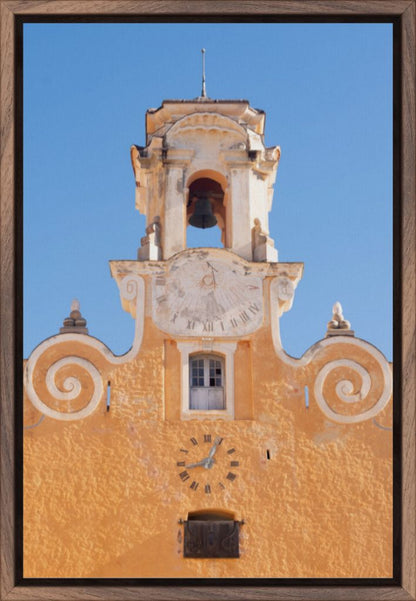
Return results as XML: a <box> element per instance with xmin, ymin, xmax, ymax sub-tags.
<box><xmin>24</xmin><ymin>90</ymin><xmax>392</xmax><ymax>579</ymax></box>
<box><xmin>131</xmin><ymin>99</ymin><xmax>279</xmax><ymax>262</ymax></box>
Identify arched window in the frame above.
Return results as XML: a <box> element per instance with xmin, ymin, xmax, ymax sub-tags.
<box><xmin>189</xmin><ymin>354</ymin><xmax>225</xmax><ymax>410</ymax></box>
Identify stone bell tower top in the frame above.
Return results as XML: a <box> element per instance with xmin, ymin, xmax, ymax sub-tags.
<box><xmin>131</xmin><ymin>97</ymin><xmax>281</xmax><ymax>262</ymax></box>
<box><xmin>144</xmin><ymin>99</ymin><xmax>266</xmax><ymax>139</ymax></box>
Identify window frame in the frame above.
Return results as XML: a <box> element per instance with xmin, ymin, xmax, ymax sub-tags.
<box><xmin>176</xmin><ymin>341</ymin><xmax>237</xmax><ymax>420</ymax></box>
<box><xmin>189</xmin><ymin>353</ymin><xmax>225</xmax><ymax>410</ymax></box>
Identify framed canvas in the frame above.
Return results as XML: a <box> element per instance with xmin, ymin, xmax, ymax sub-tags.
<box><xmin>1</xmin><ymin>1</ymin><xmax>415</xmax><ymax>599</ymax></box>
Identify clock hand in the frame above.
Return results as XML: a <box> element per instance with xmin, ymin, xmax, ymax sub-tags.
<box><xmin>208</xmin><ymin>437</ymin><xmax>221</xmax><ymax>459</ymax></box>
<box><xmin>184</xmin><ymin>459</ymin><xmax>208</xmax><ymax>469</ymax></box>
<box><xmin>185</xmin><ymin>456</ymin><xmax>216</xmax><ymax>470</ymax></box>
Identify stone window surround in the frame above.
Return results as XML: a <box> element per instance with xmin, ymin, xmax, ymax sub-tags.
<box><xmin>176</xmin><ymin>341</ymin><xmax>237</xmax><ymax>420</ymax></box>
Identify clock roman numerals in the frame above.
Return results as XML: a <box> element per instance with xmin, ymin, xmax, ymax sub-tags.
<box><xmin>177</xmin><ymin>435</ymin><xmax>239</xmax><ymax>491</ymax></box>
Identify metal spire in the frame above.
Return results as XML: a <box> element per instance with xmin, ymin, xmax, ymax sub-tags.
<box><xmin>201</xmin><ymin>48</ymin><xmax>207</xmax><ymax>98</ymax></box>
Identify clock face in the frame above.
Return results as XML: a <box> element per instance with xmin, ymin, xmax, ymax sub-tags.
<box><xmin>152</xmin><ymin>251</ymin><xmax>263</xmax><ymax>336</ymax></box>
<box><xmin>176</xmin><ymin>435</ymin><xmax>239</xmax><ymax>493</ymax></box>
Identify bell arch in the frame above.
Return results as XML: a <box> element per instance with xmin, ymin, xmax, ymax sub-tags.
<box><xmin>186</xmin><ymin>170</ymin><xmax>228</xmax><ymax>248</ymax></box>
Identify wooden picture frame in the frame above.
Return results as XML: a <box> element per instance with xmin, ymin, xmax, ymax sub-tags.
<box><xmin>1</xmin><ymin>1</ymin><xmax>414</xmax><ymax>599</ymax></box>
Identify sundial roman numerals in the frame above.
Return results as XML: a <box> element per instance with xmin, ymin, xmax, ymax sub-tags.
<box><xmin>248</xmin><ymin>302</ymin><xmax>260</xmax><ymax>314</ymax></box>
<box><xmin>153</xmin><ymin>257</ymin><xmax>264</xmax><ymax>337</ymax></box>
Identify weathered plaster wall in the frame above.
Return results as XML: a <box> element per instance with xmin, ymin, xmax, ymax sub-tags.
<box><xmin>23</xmin><ymin>316</ymin><xmax>392</xmax><ymax>578</ymax></box>
<box><xmin>24</xmin><ymin>99</ymin><xmax>392</xmax><ymax>579</ymax></box>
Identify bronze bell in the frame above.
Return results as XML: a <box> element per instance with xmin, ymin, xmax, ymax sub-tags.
<box><xmin>188</xmin><ymin>196</ymin><xmax>217</xmax><ymax>229</ymax></box>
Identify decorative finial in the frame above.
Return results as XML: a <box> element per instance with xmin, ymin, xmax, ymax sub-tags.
<box><xmin>60</xmin><ymin>299</ymin><xmax>88</xmax><ymax>335</ymax></box>
<box><xmin>71</xmin><ymin>298</ymin><xmax>80</xmax><ymax>312</ymax></box>
<box><xmin>326</xmin><ymin>301</ymin><xmax>354</xmax><ymax>337</ymax></box>
<box><xmin>201</xmin><ymin>48</ymin><xmax>206</xmax><ymax>98</ymax></box>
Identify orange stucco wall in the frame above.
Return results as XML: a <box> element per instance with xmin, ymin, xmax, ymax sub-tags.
<box><xmin>23</xmin><ymin>305</ymin><xmax>392</xmax><ymax>578</ymax></box>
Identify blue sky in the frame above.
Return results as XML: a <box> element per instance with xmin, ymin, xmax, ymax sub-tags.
<box><xmin>24</xmin><ymin>22</ymin><xmax>392</xmax><ymax>359</ymax></box>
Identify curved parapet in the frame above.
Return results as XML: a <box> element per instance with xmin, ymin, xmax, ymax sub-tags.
<box><xmin>25</xmin><ymin>337</ymin><xmax>109</xmax><ymax>421</ymax></box>
<box><xmin>270</xmin><ymin>280</ymin><xmax>392</xmax><ymax>423</ymax></box>
<box><xmin>24</xmin><ymin>275</ymin><xmax>145</xmax><ymax>421</ymax></box>
<box><xmin>307</xmin><ymin>337</ymin><xmax>392</xmax><ymax>424</ymax></box>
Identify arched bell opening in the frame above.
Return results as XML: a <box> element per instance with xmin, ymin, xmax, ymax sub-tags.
<box><xmin>186</xmin><ymin>175</ymin><xmax>227</xmax><ymax>249</ymax></box>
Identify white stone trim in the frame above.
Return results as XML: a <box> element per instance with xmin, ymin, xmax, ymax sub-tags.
<box><xmin>166</xmin><ymin>112</ymin><xmax>247</xmax><ymax>141</ymax></box>
<box><xmin>269</xmin><ymin>278</ymin><xmax>392</xmax><ymax>423</ymax></box>
<box><xmin>24</xmin><ymin>275</ymin><xmax>145</xmax><ymax>421</ymax></box>
<box><xmin>313</xmin><ymin>357</ymin><xmax>391</xmax><ymax>424</ymax></box>
<box><xmin>38</xmin><ymin>357</ymin><xmax>103</xmax><ymax>421</ymax></box>
<box><xmin>176</xmin><ymin>341</ymin><xmax>237</xmax><ymax>420</ymax></box>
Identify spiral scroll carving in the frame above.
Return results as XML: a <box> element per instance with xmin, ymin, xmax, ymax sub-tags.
<box><xmin>120</xmin><ymin>274</ymin><xmax>140</xmax><ymax>303</ymax></box>
<box><xmin>27</xmin><ymin>353</ymin><xmax>104</xmax><ymax>421</ymax></box>
<box><xmin>313</xmin><ymin>352</ymin><xmax>391</xmax><ymax>424</ymax></box>
<box><xmin>25</xmin><ymin>275</ymin><xmax>145</xmax><ymax>422</ymax></box>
